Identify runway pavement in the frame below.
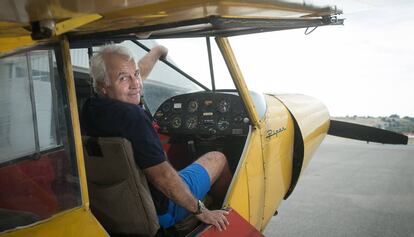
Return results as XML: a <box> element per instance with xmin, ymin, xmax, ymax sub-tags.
<box><xmin>263</xmin><ymin>136</ymin><xmax>414</xmax><ymax>237</ymax></box>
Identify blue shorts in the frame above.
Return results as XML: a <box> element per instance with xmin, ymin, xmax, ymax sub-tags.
<box><xmin>157</xmin><ymin>163</ymin><xmax>211</xmax><ymax>228</ymax></box>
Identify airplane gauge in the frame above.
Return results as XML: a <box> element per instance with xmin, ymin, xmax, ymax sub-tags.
<box><xmin>171</xmin><ymin>116</ymin><xmax>182</xmax><ymax>128</ymax></box>
<box><xmin>217</xmin><ymin>117</ymin><xmax>230</xmax><ymax>131</ymax></box>
<box><xmin>187</xmin><ymin>100</ymin><xmax>199</xmax><ymax>113</ymax></box>
<box><xmin>185</xmin><ymin>116</ymin><xmax>198</xmax><ymax>129</ymax></box>
<box><xmin>218</xmin><ymin>100</ymin><xmax>230</xmax><ymax>113</ymax></box>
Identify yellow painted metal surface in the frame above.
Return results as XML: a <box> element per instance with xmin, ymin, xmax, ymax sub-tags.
<box><xmin>0</xmin><ymin>14</ymin><xmax>101</xmax><ymax>55</ymax></box>
<box><xmin>0</xmin><ymin>22</ymin><xmax>29</xmax><ymax>37</ymax></box>
<box><xmin>216</xmin><ymin>37</ymin><xmax>261</xmax><ymax>128</ymax></box>
<box><xmin>217</xmin><ymin>36</ymin><xmax>268</xmax><ymax>229</ymax></box>
<box><xmin>259</xmin><ymin>95</ymin><xmax>295</xmax><ymax>231</ymax></box>
<box><xmin>219</xmin><ymin>38</ymin><xmax>302</xmax><ymax>231</ymax></box>
<box><xmin>0</xmin><ymin>36</ymin><xmax>37</xmax><ymax>56</ymax></box>
<box><xmin>244</xmin><ymin>135</ymin><xmax>265</xmax><ymax>229</ymax></box>
<box><xmin>1</xmin><ymin>208</ymin><xmax>108</xmax><ymax>237</ymax></box>
<box><xmin>59</xmin><ymin>36</ymin><xmax>90</xmax><ymax>209</ymax></box>
<box><xmin>55</xmin><ymin>14</ymin><xmax>102</xmax><ymax>36</ymax></box>
<box><xmin>227</xmin><ymin>95</ymin><xmax>296</xmax><ymax>231</ymax></box>
<box><xmin>0</xmin><ymin>0</ymin><xmax>340</xmax><ymax>55</ymax></box>
<box><xmin>227</xmin><ymin>93</ymin><xmax>328</xmax><ymax>231</ymax></box>
<box><xmin>225</xmin><ymin>128</ymin><xmax>264</xmax><ymax>230</ymax></box>
<box><xmin>1</xmin><ymin>0</ymin><xmax>337</xmax><ymax>25</ymax></box>
<box><xmin>79</xmin><ymin>0</ymin><xmax>334</xmax><ymax>33</ymax></box>
<box><xmin>271</xmin><ymin>94</ymin><xmax>330</xmax><ymax>172</ymax></box>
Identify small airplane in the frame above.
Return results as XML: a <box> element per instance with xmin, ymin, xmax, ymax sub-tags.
<box><xmin>0</xmin><ymin>0</ymin><xmax>408</xmax><ymax>236</ymax></box>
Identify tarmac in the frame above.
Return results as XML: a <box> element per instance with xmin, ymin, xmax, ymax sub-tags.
<box><xmin>263</xmin><ymin>136</ymin><xmax>414</xmax><ymax>237</ymax></box>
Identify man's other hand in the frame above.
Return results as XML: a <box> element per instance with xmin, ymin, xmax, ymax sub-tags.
<box><xmin>195</xmin><ymin>209</ymin><xmax>230</xmax><ymax>231</ymax></box>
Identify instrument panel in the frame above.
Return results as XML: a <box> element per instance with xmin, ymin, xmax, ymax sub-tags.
<box><xmin>154</xmin><ymin>92</ymin><xmax>250</xmax><ymax>136</ymax></box>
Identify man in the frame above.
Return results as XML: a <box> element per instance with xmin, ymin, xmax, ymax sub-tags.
<box><xmin>81</xmin><ymin>44</ymin><xmax>230</xmax><ymax>231</ymax></box>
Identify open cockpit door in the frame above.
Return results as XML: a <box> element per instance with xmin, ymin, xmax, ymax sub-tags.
<box><xmin>0</xmin><ymin>38</ymin><xmax>107</xmax><ymax>236</ymax></box>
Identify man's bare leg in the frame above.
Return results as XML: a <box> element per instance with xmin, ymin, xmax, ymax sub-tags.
<box><xmin>195</xmin><ymin>151</ymin><xmax>232</xmax><ymax>207</ymax></box>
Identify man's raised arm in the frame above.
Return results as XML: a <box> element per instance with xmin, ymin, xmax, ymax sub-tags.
<box><xmin>138</xmin><ymin>45</ymin><xmax>168</xmax><ymax>80</ymax></box>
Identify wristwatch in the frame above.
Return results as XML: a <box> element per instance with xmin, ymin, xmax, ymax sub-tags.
<box><xmin>193</xmin><ymin>200</ymin><xmax>206</xmax><ymax>215</ymax></box>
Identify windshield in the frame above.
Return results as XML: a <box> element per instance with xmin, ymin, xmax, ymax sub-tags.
<box><xmin>155</xmin><ymin>38</ymin><xmax>235</xmax><ymax>90</ymax></box>
<box><xmin>137</xmin><ymin>38</ymin><xmax>236</xmax><ymax>113</ymax></box>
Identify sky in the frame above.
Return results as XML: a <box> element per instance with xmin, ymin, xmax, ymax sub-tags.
<box><xmin>159</xmin><ymin>0</ymin><xmax>414</xmax><ymax>117</ymax></box>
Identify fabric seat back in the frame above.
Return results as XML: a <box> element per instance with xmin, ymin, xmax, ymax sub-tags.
<box><xmin>83</xmin><ymin>136</ymin><xmax>159</xmax><ymax>236</ymax></box>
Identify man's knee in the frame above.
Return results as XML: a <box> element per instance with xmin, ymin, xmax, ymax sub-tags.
<box><xmin>208</xmin><ymin>151</ymin><xmax>226</xmax><ymax>164</ymax></box>
<box><xmin>202</xmin><ymin>151</ymin><xmax>227</xmax><ymax>168</ymax></box>
<box><xmin>195</xmin><ymin>151</ymin><xmax>227</xmax><ymax>182</ymax></box>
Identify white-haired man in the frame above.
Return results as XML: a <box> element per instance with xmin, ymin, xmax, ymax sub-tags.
<box><xmin>81</xmin><ymin>44</ymin><xmax>231</xmax><ymax>231</ymax></box>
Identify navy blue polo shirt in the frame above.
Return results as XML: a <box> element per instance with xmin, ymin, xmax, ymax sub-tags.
<box><xmin>81</xmin><ymin>97</ymin><xmax>168</xmax><ymax>214</ymax></box>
